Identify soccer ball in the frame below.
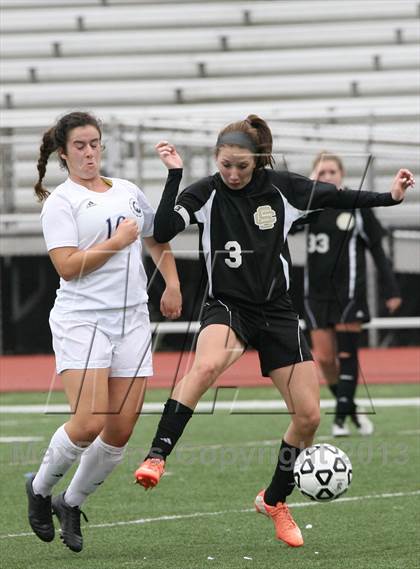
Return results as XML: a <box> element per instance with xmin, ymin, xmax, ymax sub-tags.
<box><xmin>293</xmin><ymin>443</ymin><xmax>352</xmax><ymax>502</ymax></box>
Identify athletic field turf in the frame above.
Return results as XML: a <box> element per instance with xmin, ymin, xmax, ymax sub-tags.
<box><xmin>1</xmin><ymin>383</ymin><xmax>419</xmax><ymax>569</ymax></box>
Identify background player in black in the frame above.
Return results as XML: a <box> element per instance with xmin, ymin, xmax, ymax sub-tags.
<box><xmin>303</xmin><ymin>152</ymin><xmax>402</xmax><ymax>437</ymax></box>
<box><xmin>134</xmin><ymin>115</ymin><xmax>414</xmax><ymax>547</ymax></box>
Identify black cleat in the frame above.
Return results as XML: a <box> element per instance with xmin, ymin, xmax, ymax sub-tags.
<box><xmin>25</xmin><ymin>474</ymin><xmax>55</xmax><ymax>542</ymax></box>
<box><xmin>350</xmin><ymin>410</ymin><xmax>374</xmax><ymax>435</ymax></box>
<box><xmin>52</xmin><ymin>492</ymin><xmax>88</xmax><ymax>553</ymax></box>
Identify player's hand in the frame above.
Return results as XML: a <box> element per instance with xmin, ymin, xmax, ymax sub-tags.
<box><xmin>160</xmin><ymin>285</ymin><xmax>182</xmax><ymax>319</ymax></box>
<box><xmin>386</xmin><ymin>297</ymin><xmax>402</xmax><ymax>314</ymax></box>
<box><xmin>390</xmin><ymin>169</ymin><xmax>415</xmax><ymax>201</ymax></box>
<box><xmin>155</xmin><ymin>141</ymin><xmax>183</xmax><ymax>170</ymax></box>
<box><xmin>112</xmin><ymin>218</ymin><xmax>139</xmax><ymax>248</ymax></box>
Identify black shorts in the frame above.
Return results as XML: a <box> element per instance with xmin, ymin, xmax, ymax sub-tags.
<box><xmin>304</xmin><ymin>296</ymin><xmax>370</xmax><ymax>331</ymax></box>
<box><xmin>200</xmin><ymin>296</ymin><xmax>313</xmax><ymax>377</ymax></box>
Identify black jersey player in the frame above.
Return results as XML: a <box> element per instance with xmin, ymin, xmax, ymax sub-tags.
<box><xmin>303</xmin><ymin>152</ymin><xmax>402</xmax><ymax>437</ymax></box>
<box><xmin>134</xmin><ymin>115</ymin><xmax>414</xmax><ymax>547</ymax></box>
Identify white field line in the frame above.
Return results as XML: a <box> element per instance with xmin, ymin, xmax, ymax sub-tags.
<box><xmin>1</xmin><ymin>429</ymin><xmax>418</xmax><ymax>451</ymax></box>
<box><xmin>316</xmin><ymin>431</ymin><xmax>420</xmax><ymax>441</ymax></box>
<box><xmin>0</xmin><ymin>397</ymin><xmax>419</xmax><ymax>415</ymax></box>
<box><xmin>179</xmin><ymin>428</ymin><xmax>420</xmax><ymax>451</ymax></box>
<box><xmin>2</xmin><ymin>489</ymin><xmax>419</xmax><ymax>540</ymax></box>
<box><xmin>0</xmin><ymin>437</ymin><xmax>44</xmax><ymax>443</ymax></box>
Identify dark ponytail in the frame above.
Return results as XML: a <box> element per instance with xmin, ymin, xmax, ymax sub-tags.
<box><xmin>215</xmin><ymin>114</ymin><xmax>274</xmax><ymax>169</ymax></box>
<box><xmin>34</xmin><ymin>127</ymin><xmax>57</xmax><ymax>201</ymax></box>
<box><xmin>245</xmin><ymin>114</ymin><xmax>274</xmax><ymax>168</ymax></box>
<box><xmin>34</xmin><ymin>111</ymin><xmax>102</xmax><ymax>202</ymax></box>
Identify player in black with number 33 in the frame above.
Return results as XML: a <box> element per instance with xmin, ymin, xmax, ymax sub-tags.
<box><xmin>302</xmin><ymin>152</ymin><xmax>402</xmax><ymax>438</ymax></box>
<box><xmin>134</xmin><ymin>115</ymin><xmax>414</xmax><ymax>547</ymax></box>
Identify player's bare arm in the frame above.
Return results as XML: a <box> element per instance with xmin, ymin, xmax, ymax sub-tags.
<box><xmin>48</xmin><ymin>218</ymin><xmax>139</xmax><ymax>281</ymax></box>
<box><xmin>144</xmin><ymin>236</ymin><xmax>182</xmax><ymax>320</ymax></box>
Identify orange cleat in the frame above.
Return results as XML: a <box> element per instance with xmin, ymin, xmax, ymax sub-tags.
<box><xmin>134</xmin><ymin>458</ymin><xmax>165</xmax><ymax>490</ymax></box>
<box><xmin>255</xmin><ymin>490</ymin><xmax>304</xmax><ymax>547</ymax></box>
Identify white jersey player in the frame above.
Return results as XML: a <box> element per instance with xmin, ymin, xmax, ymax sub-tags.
<box><xmin>26</xmin><ymin>111</ymin><xmax>182</xmax><ymax>553</ymax></box>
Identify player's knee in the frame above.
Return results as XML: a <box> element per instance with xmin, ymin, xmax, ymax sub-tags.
<box><xmin>78</xmin><ymin>417</ymin><xmax>105</xmax><ymax>442</ymax></box>
<box><xmin>316</xmin><ymin>351</ymin><xmax>335</xmax><ymax>369</ymax></box>
<box><xmin>304</xmin><ymin>412</ymin><xmax>320</xmax><ymax>435</ymax></box>
<box><xmin>295</xmin><ymin>409</ymin><xmax>320</xmax><ymax>436</ymax></box>
<box><xmin>192</xmin><ymin>360</ymin><xmax>222</xmax><ymax>387</ymax></box>
<box><xmin>103</xmin><ymin>427</ymin><xmax>133</xmax><ymax>447</ymax></box>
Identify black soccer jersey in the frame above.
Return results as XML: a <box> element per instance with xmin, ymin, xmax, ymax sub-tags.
<box><xmin>303</xmin><ymin>203</ymin><xmax>400</xmax><ymax>303</ymax></box>
<box><xmin>154</xmin><ymin>168</ymin><xmax>400</xmax><ymax>306</ymax></box>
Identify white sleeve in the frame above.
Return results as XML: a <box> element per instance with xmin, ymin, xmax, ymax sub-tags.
<box><xmin>136</xmin><ymin>188</ymin><xmax>155</xmax><ymax>238</ymax></box>
<box><xmin>41</xmin><ymin>193</ymin><xmax>79</xmax><ymax>251</ymax></box>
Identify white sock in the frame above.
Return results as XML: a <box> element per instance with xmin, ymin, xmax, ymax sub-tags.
<box><xmin>32</xmin><ymin>425</ymin><xmax>86</xmax><ymax>498</ymax></box>
<box><xmin>64</xmin><ymin>437</ymin><xmax>126</xmax><ymax>507</ymax></box>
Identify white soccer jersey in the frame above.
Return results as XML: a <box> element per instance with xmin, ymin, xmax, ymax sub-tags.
<box><xmin>41</xmin><ymin>176</ymin><xmax>155</xmax><ymax>311</ymax></box>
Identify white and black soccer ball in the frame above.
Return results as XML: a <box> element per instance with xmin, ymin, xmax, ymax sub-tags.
<box><xmin>293</xmin><ymin>443</ymin><xmax>352</xmax><ymax>502</ymax></box>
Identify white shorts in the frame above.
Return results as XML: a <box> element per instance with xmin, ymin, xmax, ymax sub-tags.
<box><xmin>49</xmin><ymin>304</ymin><xmax>153</xmax><ymax>378</ymax></box>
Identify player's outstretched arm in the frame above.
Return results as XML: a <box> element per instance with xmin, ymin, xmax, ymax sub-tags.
<box><xmin>295</xmin><ymin>168</ymin><xmax>415</xmax><ymax>211</ymax></box>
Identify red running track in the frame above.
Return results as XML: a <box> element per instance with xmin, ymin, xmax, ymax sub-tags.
<box><xmin>0</xmin><ymin>347</ymin><xmax>419</xmax><ymax>393</ymax></box>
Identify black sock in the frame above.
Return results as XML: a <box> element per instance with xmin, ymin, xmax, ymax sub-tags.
<box><xmin>264</xmin><ymin>439</ymin><xmax>302</xmax><ymax>506</ymax></box>
<box><xmin>335</xmin><ymin>332</ymin><xmax>359</xmax><ymax>422</ymax></box>
<box><xmin>328</xmin><ymin>383</ymin><xmax>338</xmax><ymax>398</ymax></box>
<box><xmin>146</xmin><ymin>399</ymin><xmax>193</xmax><ymax>460</ymax></box>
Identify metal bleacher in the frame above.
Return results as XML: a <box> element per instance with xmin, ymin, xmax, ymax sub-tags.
<box><xmin>0</xmin><ymin>0</ymin><xmax>419</xmax><ymax>249</ymax></box>
<box><xmin>2</xmin><ymin>20</ymin><xmax>420</xmax><ymax>59</ymax></box>
<box><xmin>1</xmin><ymin>0</ymin><xmax>419</xmax><ymax>351</ymax></box>
<box><xmin>2</xmin><ymin>69</ymin><xmax>419</xmax><ymax>109</ymax></box>
<box><xmin>2</xmin><ymin>44</ymin><xmax>419</xmax><ymax>84</ymax></box>
<box><xmin>1</xmin><ymin>1</ymin><xmax>418</xmax><ymax>33</ymax></box>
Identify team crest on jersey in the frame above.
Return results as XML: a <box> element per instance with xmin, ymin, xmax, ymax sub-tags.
<box><xmin>129</xmin><ymin>197</ymin><xmax>143</xmax><ymax>217</ymax></box>
<box><xmin>253</xmin><ymin>205</ymin><xmax>277</xmax><ymax>230</ymax></box>
<box><xmin>336</xmin><ymin>212</ymin><xmax>355</xmax><ymax>231</ymax></box>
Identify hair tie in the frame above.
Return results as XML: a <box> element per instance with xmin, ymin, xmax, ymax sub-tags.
<box><xmin>216</xmin><ymin>131</ymin><xmax>257</xmax><ymax>153</ymax></box>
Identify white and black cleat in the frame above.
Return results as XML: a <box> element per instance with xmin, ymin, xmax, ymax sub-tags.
<box><xmin>52</xmin><ymin>492</ymin><xmax>88</xmax><ymax>553</ymax></box>
<box><xmin>332</xmin><ymin>420</ymin><xmax>350</xmax><ymax>437</ymax></box>
<box><xmin>25</xmin><ymin>474</ymin><xmax>55</xmax><ymax>542</ymax></box>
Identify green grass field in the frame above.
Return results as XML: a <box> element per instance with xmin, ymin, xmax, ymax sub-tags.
<box><xmin>1</xmin><ymin>384</ymin><xmax>419</xmax><ymax>569</ymax></box>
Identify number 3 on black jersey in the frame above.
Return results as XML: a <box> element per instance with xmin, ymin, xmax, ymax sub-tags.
<box><xmin>308</xmin><ymin>233</ymin><xmax>330</xmax><ymax>254</ymax></box>
<box><xmin>224</xmin><ymin>240</ymin><xmax>242</xmax><ymax>268</ymax></box>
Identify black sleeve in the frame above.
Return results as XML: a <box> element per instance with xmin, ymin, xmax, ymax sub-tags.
<box><xmin>360</xmin><ymin>210</ymin><xmax>401</xmax><ymax>299</ymax></box>
<box><xmin>289</xmin><ymin>211</ymin><xmax>322</xmax><ymax>234</ymax></box>
<box><xmin>153</xmin><ymin>169</ymin><xmax>213</xmax><ymax>243</ymax></box>
<box><xmin>153</xmin><ymin>169</ymin><xmax>185</xmax><ymax>243</ymax></box>
<box><xmin>275</xmin><ymin>171</ymin><xmax>402</xmax><ymax>213</ymax></box>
